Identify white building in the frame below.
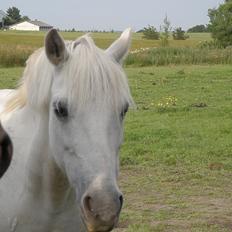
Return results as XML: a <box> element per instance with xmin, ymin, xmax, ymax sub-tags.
<box><xmin>9</xmin><ymin>20</ymin><xmax>53</xmax><ymax>31</ymax></box>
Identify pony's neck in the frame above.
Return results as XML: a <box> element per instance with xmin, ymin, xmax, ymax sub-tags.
<box><xmin>25</xmin><ymin>113</ymin><xmax>73</xmax><ymax>214</ymax></box>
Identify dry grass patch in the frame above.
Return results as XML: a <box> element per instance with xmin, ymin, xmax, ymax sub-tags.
<box><xmin>116</xmin><ymin>166</ymin><xmax>232</xmax><ymax>232</ymax></box>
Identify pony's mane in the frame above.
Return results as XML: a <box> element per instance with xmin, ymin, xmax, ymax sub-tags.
<box><xmin>4</xmin><ymin>35</ymin><xmax>134</xmax><ymax>114</ymax></box>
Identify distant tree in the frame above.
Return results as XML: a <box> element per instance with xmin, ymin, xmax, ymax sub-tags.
<box><xmin>21</xmin><ymin>16</ymin><xmax>30</xmax><ymax>22</ymax></box>
<box><xmin>136</xmin><ymin>29</ymin><xmax>144</xmax><ymax>33</ymax></box>
<box><xmin>187</xmin><ymin>25</ymin><xmax>209</xmax><ymax>33</ymax></box>
<box><xmin>208</xmin><ymin>0</ymin><xmax>232</xmax><ymax>47</ymax></box>
<box><xmin>173</xmin><ymin>27</ymin><xmax>189</xmax><ymax>40</ymax></box>
<box><xmin>160</xmin><ymin>15</ymin><xmax>171</xmax><ymax>47</ymax></box>
<box><xmin>7</xmin><ymin>7</ymin><xmax>21</xmax><ymax>21</ymax></box>
<box><xmin>143</xmin><ymin>25</ymin><xmax>160</xmax><ymax>40</ymax></box>
<box><xmin>4</xmin><ymin>7</ymin><xmax>21</xmax><ymax>26</ymax></box>
<box><xmin>3</xmin><ymin>7</ymin><xmax>30</xmax><ymax>26</ymax></box>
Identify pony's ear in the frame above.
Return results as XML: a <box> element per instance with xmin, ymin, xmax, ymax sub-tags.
<box><xmin>106</xmin><ymin>28</ymin><xmax>132</xmax><ymax>64</ymax></box>
<box><xmin>45</xmin><ymin>29</ymin><xmax>68</xmax><ymax>66</ymax></box>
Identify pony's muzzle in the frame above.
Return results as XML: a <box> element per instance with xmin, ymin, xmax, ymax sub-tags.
<box><xmin>81</xmin><ymin>187</ymin><xmax>123</xmax><ymax>232</ymax></box>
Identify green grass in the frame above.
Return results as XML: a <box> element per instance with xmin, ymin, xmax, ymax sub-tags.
<box><xmin>122</xmin><ymin>65</ymin><xmax>232</xmax><ymax>168</ymax></box>
<box><xmin>1</xmin><ymin>65</ymin><xmax>232</xmax><ymax>231</ymax></box>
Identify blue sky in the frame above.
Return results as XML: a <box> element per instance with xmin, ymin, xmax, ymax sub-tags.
<box><xmin>1</xmin><ymin>0</ymin><xmax>224</xmax><ymax>31</ymax></box>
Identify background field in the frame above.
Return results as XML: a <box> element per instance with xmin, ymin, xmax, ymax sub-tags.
<box><xmin>0</xmin><ymin>31</ymin><xmax>214</xmax><ymax>67</ymax></box>
<box><xmin>0</xmin><ymin>31</ymin><xmax>232</xmax><ymax>231</ymax></box>
<box><xmin>0</xmin><ymin>31</ymin><xmax>212</xmax><ymax>49</ymax></box>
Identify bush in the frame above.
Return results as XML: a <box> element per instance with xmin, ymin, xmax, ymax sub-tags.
<box><xmin>142</xmin><ymin>25</ymin><xmax>160</xmax><ymax>40</ymax></box>
<box><xmin>173</xmin><ymin>27</ymin><xmax>189</xmax><ymax>40</ymax></box>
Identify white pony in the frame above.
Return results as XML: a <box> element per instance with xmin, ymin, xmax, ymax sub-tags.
<box><xmin>0</xmin><ymin>28</ymin><xmax>133</xmax><ymax>232</ymax></box>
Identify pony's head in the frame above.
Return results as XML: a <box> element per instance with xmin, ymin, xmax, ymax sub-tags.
<box><xmin>25</xmin><ymin>29</ymin><xmax>133</xmax><ymax>231</ymax></box>
<box><xmin>0</xmin><ymin>123</ymin><xmax>13</xmax><ymax>178</ymax></box>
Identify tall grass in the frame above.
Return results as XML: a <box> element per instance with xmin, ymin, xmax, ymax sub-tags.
<box><xmin>1</xmin><ymin>45</ymin><xmax>232</xmax><ymax>68</ymax></box>
<box><xmin>0</xmin><ymin>45</ymin><xmax>36</xmax><ymax>67</ymax></box>
<box><xmin>126</xmin><ymin>47</ymin><xmax>232</xmax><ymax>66</ymax></box>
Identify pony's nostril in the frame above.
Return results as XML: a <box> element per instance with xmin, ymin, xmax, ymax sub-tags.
<box><xmin>84</xmin><ymin>195</ymin><xmax>92</xmax><ymax>212</ymax></box>
<box><xmin>83</xmin><ymin>195</ymin><xmax>100</xmax><ymax>219</ymax></box>
<box><xmin>119</xmin><ymin>194</ymin><xmax>123</xmax><ymax>209</ymax></box>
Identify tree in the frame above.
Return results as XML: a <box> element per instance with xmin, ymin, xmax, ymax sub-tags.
<box><xmin>4</xmin><ymin>7</ymin><xmax>21</xmax><ymax>26</ymax></box>
<box><xmin>187</xmin><ymin>25</ymin><xmax>209</xmax><ymax>33</ymax></box>
<box><xmin>21</xmin><ymin>16</ymin><xmax>30</xmax><ymax>22</ymax></box>
<box><xmin>3</xmin><ymin>7</ymin><xmax>30</xmax><ymax>26</ymax></box>
<box><xmin>208</xmin><ymin>0</ymin><xmax>232</xmax><ymax>47</ymax></box>
<box><xmin>173</xmin><ymin>27</ymin><xmax>189</xmax><ymax>40</ymax></box>
<box><xmin>160</xmin><ymin>15</ymin><xmax>171</xmax><ymax>47</ymax></box>
<box><xmin>143</xmin><ymin>25</ymin><xmax>160</xmax><ymax>40</ymax></box>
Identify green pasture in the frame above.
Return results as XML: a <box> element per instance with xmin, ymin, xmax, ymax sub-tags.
<box><xmin>0</xmin><ymin>64</ymin><xmax>232</xmax><ymax>231</ymax></box>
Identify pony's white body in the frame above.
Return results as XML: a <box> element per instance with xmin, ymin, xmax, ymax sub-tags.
<box><xmin>0</xmin><ymin>29</ymin><xmax>133</xmax><ymax>232</ymax></box>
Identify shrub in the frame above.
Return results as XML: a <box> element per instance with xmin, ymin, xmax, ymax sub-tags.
<box><xmin>142</xmin><ymin>25</ymin><xmax>160</xmax><ymax>40</ymax></box>
<box><xmin>173</xmin><ymin>27</ymin><xmax>189</xmax><ymax>40</ymax></box>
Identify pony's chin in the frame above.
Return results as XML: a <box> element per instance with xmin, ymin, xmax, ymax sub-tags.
<box><xmin>81</xmin><ymin>213</ymin><xmax>116</xmax><ymax>232</ymax></box>
<box><xmin>85</xmin><ymin>224</ymin><xmax>114</xmax><ymax>232</ymax></box>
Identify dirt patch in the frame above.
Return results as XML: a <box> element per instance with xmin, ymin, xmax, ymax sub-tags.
<box><xmin>118</xmin><ymin>166</ymin><xmax>232</xmax><ymax>231</ymax></box>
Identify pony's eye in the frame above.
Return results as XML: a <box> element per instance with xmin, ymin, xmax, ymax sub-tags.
<box><xmin>120</xmin><ymin>103</ymin><xmax>129</xmax><ymax>120</ymax></box>
<box><xmin>53</xmin><ymin>101</ymin><xmax>68</xmax><ymax>119</ymax></box>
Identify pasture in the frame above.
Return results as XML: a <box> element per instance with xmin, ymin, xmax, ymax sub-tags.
<box><xmin>0</xmin><ymin>31</ymin><xmax>232</xmax><ymax>231</ymax></box>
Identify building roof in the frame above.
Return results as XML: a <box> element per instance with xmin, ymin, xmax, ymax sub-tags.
<box><xmin>29</xmin><ymin>20</ymin><xmax>52</xmax><ymax>27</ymax></box>
<box><xmin>0</xmin><ymin>10</ymin><xmax>6</xmax><ymax>21</ymax></box>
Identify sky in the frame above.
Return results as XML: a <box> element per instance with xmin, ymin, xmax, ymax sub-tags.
<box><xmin>1</xmin><ymin>0</ymin><xmax>224</xmax><ymax>31</ymax></box>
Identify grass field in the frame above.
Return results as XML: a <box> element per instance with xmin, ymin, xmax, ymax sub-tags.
<box><xmin>0</xmin><ymin>64</ymin><xmax>232</xmax><ymax>231</ymax></box>
<box><xmin>0</xmin><ymin>31</ymin><xmax>214</xmax><ymax>67</ymax></box>
<box><xmin>0</xmin><ymin>31</ymin><xmax>212</xmax><ymax>49</ymax></box>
